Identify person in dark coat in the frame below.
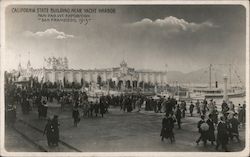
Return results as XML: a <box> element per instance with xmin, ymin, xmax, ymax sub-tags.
<box><xmin>38</xmin><ymin>102</ymin><xmax>43</xmax><ymax>119</ymax></box>
<box><xmin>160</xmin><ymin>114</ymin><xmax>175</xmax><ymax>143</ymax></box>
<box><xmin>41</xmin><ymin>96</ymin><xmax>48</xmax><ymax>118</ymax></box>
<box><xmin>221</xmin><ymin>100</ymin><xmax>229</xmax><ymax>117</ymax></box>
<box><xmin>216</xmin><ymin>116</ymin><xmax>229</xmax><ymax>152</ymax></box>
<box><xmin>127</xmin><ymin>97</ymin><xmax>133</xmax><ymax>112</ymax></box>
<box><xmin>176</xmin><ymin>105</ymin><xmax>182</xmax><ymax>129</ymax></box>
<box><xmin>94</xmin><ymin>102</ymin><xmax>99</xmax><ymax>117</ymax></box>
<box><xmin>206</xmin><ymin>114</ymin><xmax>215</xmax><ymax>145</ymax></box>
<box><xmin>229</xmin><ymin>114</ymin><xmax>240</xmax><ymax>142</ymax></box>
<box><xmin>196</xmin><ymin>115</ymin><xmax>209</xmax><ymax>146</ymax></box>
<box><xmin>238</xmin><ymin>105</ymin><xmax>244</xmax><ymax>124</ymax></box>
<box><xmin>43</xmin><ymin>118</ymin><xmax>53</xmax><ymax>147</ymax></box>
<box><xmin>161</xmin><ymin>115</ymin><xmax>168</xmax><ymax>141</ymax></box>
<box><xmin>72</xmin><ymin>107</ymin><xmax>80</xmax><ymax>127</ymax></box>
<box><xmin>211</xmin><ymin>106</ymin><xmax>219</xmax><ymax>124</ymax></box>
<box><xmin>196</xmin><ymin>100</ymin><xmax>201</xmax><ymax>115</ymax></box>
<box><xmin>52</xmin><ymin>115</ymin><xmax>60</xmax><ymax>146</ymax></box>
<box><xmin>157</xmin><ymin>99</ymin><xmax>162</xmax><ymax>113</ymax></box>
<box><xmin>100</xmin><ymin>102</ymin><xmax>105</xmax><ymax>118</ymax></box>
<box><xmin>181</xmin><ymin>101</ymin><xmax>186</xmax><ymax>118</ymax></box>
<box><xmin>202</xmin><ymin>98</ymin><xmax>208</xmax><ymax>115</ymax></box>
<box><xmin>189</xmin><ymin>101</ymin><xmax>194</xmax><ymax>117</ymax></box>
<box><xmin>21</xmin><ymin>97</ymin><xmax>30</xmax><ymax>114</ymax></box>
<box><xmin>89</xmin><ymin>101</ymin><xmax>94</xmax><ymax>117</ymax></box>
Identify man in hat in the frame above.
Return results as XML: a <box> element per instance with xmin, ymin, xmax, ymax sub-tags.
<box><xmin>52</xmin><ymin>115</ymin><xmax>60</xmax><ymax>146</ymax></box>
<box><xmin>189</xmin><ymin>101</ymin><xmax>194</xmax><ymax>117</ymax></box>
<box><xmin>228</xmin><ymin>113</ymin><xmax>240</xmax><ymax>143</ymax></box>
<box><xmin>216</xmin><ymin>116</ymin><xmax>229</xmax><ymax>152</ymax></box>
<box><xmin>195</xmin><ymin>100</ymin><xmax>201</xmax><ymax>115</ymax></box>
<box><xmin>160</xmin><ymin>113</ymin><xmax>175</xmax><ymax>143</ymax></box>
<box><xmin>207</xmin><ymin>114</ymin><xmax>215</xmax><ymax>145</ymax></box>
<box><xmin>161</xmin><ymin>114</ymin><xmax>168</xmax><ymax>141</ymax></box>
<box><xmin>72</xmin><ymin>106</ymin><xmax>80</xmax><ymax>127</ymax></box>
<box><xmin>43</xmin><ymin>118</ymin><xmax>53</xmax><ymax>147</ymax></box>
<box><xmin>175</xmin><ymin>105</ymin><xmax>182</xmax><ymax>129</ymax></box>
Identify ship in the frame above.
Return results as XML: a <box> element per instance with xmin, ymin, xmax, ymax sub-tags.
<box><xmin>189</xmin><ymin>64</ymin><xmax>245</xmax><ymax>100</ymax></box>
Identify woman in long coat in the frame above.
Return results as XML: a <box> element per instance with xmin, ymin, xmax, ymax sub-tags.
<box><xmin>72</xmin><ymin>107</ymin><xmax>80</xmax><ymax>127</ymax></box>
<box><xmin>100</xmin><ymin>102</ymin><xmax>105</xmax><ymax>118</ymax></box>
<box><xmin>196</xmin><ymin>115</ymin><xmax>209</xmax><ymax>146</ymax></box>
<box><xmin>206</xmin><ymin>114</ymin><xmax>215</xmax><ymax>145</ymax></box>
<box><xmin>161</xmin><ymin>114</ymin><xmax>175</xmax><ymax>143</ymax></box>
<box><xmin>94</xmin><ymin>102</ymin><xmax>99</xmax><ymax>117</ymax></box>
<box><xmin>43</xmin><ymin>118</ymin><xmax>53</xmax><ymax>147</ymax></box>
<box><xmin>52</xmin><ymin>115</ymin><xmax>60</xmax><ymax>146</ymax></box>
<box><xmin>161</xmin><ymin>115</ymin><xmax>168</xmax><ymax>141</ymax></box>
<box><xmin>216</xmin><ymin>116</ymin><xmax>229</xmax><ymax>152</ymax></box>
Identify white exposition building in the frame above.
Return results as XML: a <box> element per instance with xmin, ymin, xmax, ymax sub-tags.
<box><xmin>16</xmin><ymin>57</ymin><xmax>168</xmax><ymax>87</ymax></box>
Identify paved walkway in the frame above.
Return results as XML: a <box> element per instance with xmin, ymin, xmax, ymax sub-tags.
<box><xmin>5</xmin><ymin>104</ymin><xmax>246</xmax><ymax>152</ymax></box>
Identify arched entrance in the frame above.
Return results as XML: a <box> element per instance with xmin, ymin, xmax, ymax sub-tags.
<box><xmin>126</xmin><ymin>80</ymin><xmax>131</xmax><ymax>88</ymax></box>
<box><xmin>118</xmin><ymin>80</ymin><xmax>123</xmax><ymax>89</ymax></box>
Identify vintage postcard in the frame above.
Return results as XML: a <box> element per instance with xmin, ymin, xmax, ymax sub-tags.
<box><xmin>0</xmin><ymin>0</ymin><xmax>249</xmax><ymax>157</ymax></box>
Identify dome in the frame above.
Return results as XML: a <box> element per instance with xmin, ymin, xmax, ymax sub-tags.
<box><xmin>120</xmin><ymin>60</ymin><xmax>127</xmax><ymax>67</ymax></box>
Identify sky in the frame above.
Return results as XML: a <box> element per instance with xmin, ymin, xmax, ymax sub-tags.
<box><xmin>4</xmin><ymin>5</ymin><xmax>246</xmax><ymax>73</ymax></box>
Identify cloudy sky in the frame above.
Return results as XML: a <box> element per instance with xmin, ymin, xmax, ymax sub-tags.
<box><xmin>4</xmin><ymin>5</ymin><xmax>246</xmax><ymax>73</ymax></box>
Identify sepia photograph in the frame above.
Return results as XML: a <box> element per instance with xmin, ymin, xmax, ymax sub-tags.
<box><xmin>1</xmin><ymin>1</ymin><xmax>249</xmax><ymax>156</ymax></box>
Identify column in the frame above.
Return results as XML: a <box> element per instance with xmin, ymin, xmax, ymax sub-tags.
<box><xmin>160</xmin><ymin>73</ymin><xmax>163</xmax><ymax>86</ymax></box>
<box><xmin>154</xmin><ymin>73</ymin><xmax>157</xmax><ymax>85</ymax></box>
<box><xmin>122</xmin><ymin>77</ymin><xmax>125</xmax><ymax>91</ymax></box>
<box><xmin>164</xmin><ymin>73</ymin><xmax>167</xmax><ymax>85</ymax></box>
<box><xmin>62</xmin><ymin>70</ymin><xmax>65</xmax><ymax>88</ymax></box>
<box><xmin>70</xmin><ymin>70</ymin><xmax>74</xmax><ymax>83</ymax></box>
<box><xmin>223</xmin><ymin>75</ymin><xmax>229</xmax><ymax>102</ymax></box>
<box><xmin>52</xmin><ymin>69</ymin><xmax>56</xmax><ymax>83</ymax></box>
<box><xmin>131</xmin><ymin>76</ymin><xmax>133</xmax><ymax>91</ymax></box>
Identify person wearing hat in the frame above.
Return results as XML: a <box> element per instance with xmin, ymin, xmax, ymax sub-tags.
<box><xmin>216</xmin><ymin>116</ymin><xmax>229</xmax><ymax>152</ymax></box>
<box><xmin>189</xmin><ymin>101</ymin><xmax>194</xmax><ymax>117</ymax></box>
<box><xmin>52</xmin><ymin>115</ymin><xmax>60</xmax><ymax>146</ymax></box>
<box><xmin>206</xmin><ymin>114</ymin><xmax>215</xmax><ymax>145</ymax></box>
<box><xmin>43</xmin><ymin>118</ymin><xmax>53</xmax><ymax>147</ymax></box>
<box><xmin>196</xmin><ymin>115</ymin><xmax>209</xmax><ymax>146</ymax></box>
<box><xmin>228</xmin><ymin>113</ymin><xmax>240</xmax><ymax>143</ymax></box>
<box><xmin>161</xmin><ymin>114</ymin><xmax>168</xmax><ymax>141</ymax></box>
<box><xmin>195</xmin><ymin>100</ymin><xmax>201</xmax><ymax>115</ymax></box>
<box><xmin>175</xmin><ymin>105</ymin><xmax>182</xmax><ymax>129</ymax></box>
<box><xmin>160</xmin><ymin>113</ymin><xmax>175</xmax><ymax>143</ymax></box>
<box><xmin>72</xmin><ymin>106</ymin><xmax>80</xmax><ymax>127</ymax></box>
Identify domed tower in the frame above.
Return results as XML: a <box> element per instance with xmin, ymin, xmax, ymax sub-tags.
<box><xmin>26</xmin><ymin>59</ymin><xmax>33</xmax><ymax>76</ymax></box>
<box><xmin>27</xmin><ymin>60</ymin><xmax>31</xmax><ymax>70</ymax></box>
<box><xmin>63</xmin><ymin>57</ymin><xmax>69</xmax><ymax>69</ymax></box>
<box><xmin>120</xmin><ymin>59</ymin><xmax>128</xmax><ymax>75</ymax></box>
<box><xmin>120</xmin><ymin>59</ymin><xmax>127</xmax><ymax>67</ymax></box>
<box><xmin>26</xmin><ymin>52</ymin><xmax>32</xmax><ymax>72</ymax></box>
<box><xmin>18</xmin><ymin>62</ymin><xmax>22</xmax><ymax>72</ymax></box>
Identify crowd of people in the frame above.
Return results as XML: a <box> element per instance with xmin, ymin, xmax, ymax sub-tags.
<box><xmin>4</xmin><ymin>75</ymin><xmax>246</xmax><ymax>151</ymax></box>
<box><xmin>159</xmin><ymin>98</ymin><xmax>246</xmax><ymax>152</ymax></box>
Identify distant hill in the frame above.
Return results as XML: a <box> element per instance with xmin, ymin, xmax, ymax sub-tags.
<box><xmin>167</xmin><ymin>68</ymin><xmax>245</xmax><ymax>85</ymax></box>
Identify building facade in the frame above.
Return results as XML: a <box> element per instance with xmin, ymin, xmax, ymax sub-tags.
<box><xmin>17</xmin><ymin>57</ymin><xmax>168</xmax><ymax>87</ymax></box>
